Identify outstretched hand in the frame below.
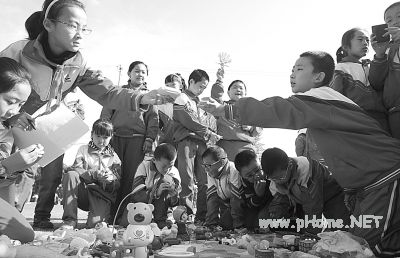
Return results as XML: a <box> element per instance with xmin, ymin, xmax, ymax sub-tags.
<box><xmin>141</xmin><ymin>89</ymin><xmax>175</xmax><ymax>105</ymax></box>
<box><xmin>2</xmin><ymin>144</ymin><xmax>44</xmax><ymax>174</ymax></box>
<box><xmin>198</xmin><ymin>97</ymin><xmax>225</xmax><ymax>117</ymax></box>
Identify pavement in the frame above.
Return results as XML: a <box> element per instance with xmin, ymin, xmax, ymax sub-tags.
<box><xmin>21</xmin><ymin>202</ymin><xmax>88</xmax><ymax>230</ymax></box>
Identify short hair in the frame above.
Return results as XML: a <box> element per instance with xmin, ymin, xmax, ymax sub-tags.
<box><xmin>385</xmin><ymin>2</ymin><xmax>400</xmax><ymax>18</ymax></box>
<box><xmin>299</xmin><ymin>51</ymin><xmax>335</xmax><ymax>86</ymax></box>
<box><xmin>165</xmin><ymin>73</ymin><xmax>187</xmax><ymax>91</ymax></box>
<box><xmin>128</xmin><ymin>61</ymin><xmax>148</xmax><ymax>75</ymax></box>
<box><xmin>234</xmin><ymin>150</ymin><xmax>257</xmax><ymax>172</ymax></box>
<box><xmin>202</xmin><ymin>146</ymin><xmax>227</xmax><ymax>162</ymax></box>
<box><xmin>154</xmin><ymin>143</ymin><xmax>177</xmax><ymax>161</ymax></box>
<box><xmin>261</xmin><ymin>147</ymin><xmax>289</xmax><ymax>177</ymax></box>
<box><xmin>228</xmin><ymin>80</ymin><xmax>247</xmax><ymax>92</ymax></box>
<box><xmin>92</xmin><ymin>118</ymin><xmax>113</xmax><ymax>137</ymax></box>
<box><xmin>0</xmin><ymin>57</ymin><xmax>33</xmax><ymax>94</ymax></box>
<box><xmin>188</xmin><ymin>69</ymin><xmax>209</xmax><ymax>84</ymax></box>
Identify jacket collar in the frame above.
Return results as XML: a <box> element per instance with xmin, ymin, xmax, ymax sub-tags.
<box><xmin>183</xmin><ymin>89</ymin><xmax>200</xmax><ymax>103</ymax></box>
<box><xmin>88</xmin><ymin>141</ymin><xmax>114</xmax><ymax>156</ymax></box>
<box><xmin>22</xmin><ymin>33</ymin><xmax>84</xmax><ymax>68</ymax></box>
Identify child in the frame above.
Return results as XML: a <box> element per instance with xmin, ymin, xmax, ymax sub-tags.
<box><xmin>127</xmin><ymin>143</ymin><xmax>181</xmax><ymax>229</ymax></box>
<box><xmin>261</xmin><ymin>147</ymin><xmax>350</xmax><ymax>234</ymax></box>
<box><xmin>200</xmin><ymin>51</ymin><xmax>400</xmax><ymax>256</ymax></box>
<box><xmin>202</xmin><ymin>146</ymin><xmax>245</xmax><ymax>230</ymax></box>
<box><xmin>62</xmin><ymin>118</ymin><xmax>121</xmax><ymax>228</ymax></box>
<box><xmin>234</xmin><ymin>150</ymin><xmax>274</xmax><ymax>229</ymax></box>
<box><xmin>0</xmin><ymin>57</ymin><xmax>45</xmax><ymax>243</ymax></box>
<box><xmin>0</xmin><ymin>0</ymin><xmax>171</xmax><ymax>229</ymax></box>
<box><xmin>173</xmin><ymin>69</ymin><xmax>220</xmax><ymax>225</ymax></box>
<box><xmin>100</xmin><ymin>61</ymin><xmax>159</xmax><ymax>222</ymax></box>
<box><xmin>369</xmin><ymin>2</ymin><xmax>400</xmax><ymax>139</ymax></box>
<box><xmin>331</xmin><ymin>28</ymin><xmax>389</xmax><ymax>131</ymax></box>
<box><xmin>158</xmin><ymin>73</ymin><xmax>186</xmax><ymax>145</ymax></box>
<box><xmin>211</xmin><ymin>68</ymin><xmax>262</xmax><ymax>161</ymax></box>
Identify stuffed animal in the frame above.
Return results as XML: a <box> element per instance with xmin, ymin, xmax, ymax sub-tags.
<box><xmin>172</xmin><ymin>206</ymin><xmax>188</xmax><ymax>237</ymax></box>
<box><xmin>122</xmin><ymin>202</ymin><xmax>159</xmax><ymax>258</ymax></box>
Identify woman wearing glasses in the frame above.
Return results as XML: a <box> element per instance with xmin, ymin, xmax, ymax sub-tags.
<box><xmin>0</xmin><ymin>0</ymin><xmax>173</xmax><ymax>229</ymax></box>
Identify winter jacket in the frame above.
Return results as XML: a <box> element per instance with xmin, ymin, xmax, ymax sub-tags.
<box><xmin>224</xmin><ymin>86</ymin><xmax>400</xmax><ymax>192</ymax></box>
<box><xmin>0</xmin><ymin>35</ymin><xmax>147</xmax><ymax>115</ymax></box>
<box><xmin>100</xmin><ymin>84</ymin><xmax>158</xmax><ymax>140</ymax></box>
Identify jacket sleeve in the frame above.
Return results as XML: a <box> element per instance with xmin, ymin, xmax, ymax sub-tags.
<box><xmin>230</xmin><ymin>168</ymin><xmax>244</xmax><ymax>200</ymax></box>
<box><xmin>132</xmin><ymin>163</ymin><xmax>150</xmax><ymax>203</ymax></box>
<box><xmin>76</xmin><ymin>69</ymin><xmax>148</xmax><ymax>112</ymax></box>
<box><xmin>71</xmin><ymin>146</ymin><xmax>96</xmax><ymax>183</ymax></box>
<box><xmin>211</xmin><ymin>79</ymin><xmax>225</xmax><ymax>104</ymax></box>
<box><xmin>144</xmin><ymin>105</ymin><xmax>159</xmax><ymax>141</ymax></box>
<box><xmin>295</xmin><ymin>133</ymin><xmax>307</xmax><ymax>157</ymax></box>
<box><xmin>369</xmin><ymin>54</ymin><xmax>388</xmax><ymax>91</ymax></box>
<box><xmin>206</xmin><ymin>175</ymin><xmax>218</xmax><ymax>200</ymax></box>
<box><xmin>173</xmin><ymin>102</ymin><xmax>212</xmax><ymax>140</ymax></box>
<box><xmin>227</xmin><ymin>95</ymin><xmax>376</xmax><ymax>132</ymax></box>
<box><xmin>100</xmin><ymin>106</ymin><xmax>114</xmax><ymax>120</ymax></box>
<box><xmin>329</xmin><ymin>71</ymin><xmax>345</xmax><ymax>94</ymax></box>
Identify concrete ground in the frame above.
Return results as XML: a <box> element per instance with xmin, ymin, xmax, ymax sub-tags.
<box><xmin>21</xmin><ymin>202</ymin><xmax>88</xmax><ymax>230</ymax></box>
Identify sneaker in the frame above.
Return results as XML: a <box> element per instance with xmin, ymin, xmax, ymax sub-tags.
<box><xmin>60</xmin><ymin>220</ymin><xmax>77</xmax><ymax>229</ymax></box>
<box><xmin>33</xmin><ymin>219</ymin><xmax>54</xmax><ymax>230</ymax></box>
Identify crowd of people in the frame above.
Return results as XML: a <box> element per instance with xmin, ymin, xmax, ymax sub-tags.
<box><xmin>0</xmin><ymin>0</ymin><xmax>400</xmax><ymax>257</ymax></box>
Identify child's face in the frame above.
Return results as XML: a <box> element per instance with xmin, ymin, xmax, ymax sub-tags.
<box><xmin>165</xmin><ymin>78</ymin><xmax>182</xmax><ymax>90</ymax></box>
<box><xmin>385</xmin><ymin>5</ymin><xmax>400</xmax><ymax>28</ymax></box>
<box><xmin>290</xmin><ymin>57</ymin><xmax>320</xmax><ymax>93</ymax></box>
<box><xmin>0</xmin><ymin>82</ymin><xmax>31</xmax><ymax>121</ymax></box>
<box><xmin>228</xmin><ymin>82</ymin><xmax>246</xmax><ymax>101</ymax></box>
<box><xmin>91</xmin><ymin>133</ymin><xmax>112</xmax><ymax>150</ymax></box>
<box><xmin>188</xmin><ymin>78</ymin><xmax>208</xmax><ymax>96</ymax></box>
<box><xmin>239</xmin><ymin>159</ymin><xmax>261</xmax><ymax>184</ymax></box>
<box><xmin>46</xmin><ymin>6</ymin><xmax>88</xmax><ymax>55</ymax></box>
<box><xmin>154</xmin><ymin>157</ymin><xmax>175</xmax><ymax>174</ymax></box>
<box><xmin>345</xmin><ymin>30</ymin><xmax>369</xmax><ymax>59</ymax></box>
<box><xmin>202</xmin><ymin>155</ymin><xmax>225</xmax><ymax>178</ymax></box>
<box><xmin>128</xmin><ymin>64</ymin><xmax>148</xmax><ymax>85</ymax></box>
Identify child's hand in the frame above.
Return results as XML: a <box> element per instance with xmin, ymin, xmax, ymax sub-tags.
<box><xmin>2</xmin><ymin>144</ymin><xmax>44</xmax><ymax>174</ymax></box>
<box><xmin>216</xmin><ymin>68</ymin><xmax>224</xmax><ymax>81</ymax></box>
<box><xmin>142</xmin><ymin>139</ymin><xmax>153</xmax><ymax>153</ymax></box>
<box><xmin>199</xmin><ymin>97</ymin><xmax>224</xmax><ymax>117</ymax></box>
<box><xmin>141</xmin><ymin>89</ymin><xmax>175</xmax><ymax>105</ymax></box>
<box><xmin>254</xmin><ymin>179</ymin><xmax>267</xmax><ymax>197</ymax></box>
<box><xmin>371</xmin><ymin>34</ymin><xmax>390</xmax><ymax>58</ymax></box>
<box><xmin>7</xmin><ymin>112</ymin><xmax>36</xmax><ymax>131</ymax></box>
<box><xmin>156</xmin><ymin>182</ymin><xmax>171</xmax><ymax>197</ymax></box>
<box><xmin>209</xmin><ymin>132</ymin><xmax>223</xmax><ymax>143</ymax></box>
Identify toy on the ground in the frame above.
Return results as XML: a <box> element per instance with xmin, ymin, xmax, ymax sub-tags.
<box><xmin>118</xmin><ymin>202</ymin><xmax>159</xmax><ymax>258</ymax></box>
<box><xmin>160</xmin><ymin>224</ymin><xmax>178</xmax><ymax>240</ymax></box>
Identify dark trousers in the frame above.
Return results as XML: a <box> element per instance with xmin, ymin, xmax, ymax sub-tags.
<box><xmin>177</xmin><ymin>138</ymin><xmax>207</xmax><ymax>221</ymax></box>
<box><xmin>62</xmin><ymin>171</ymin><xmax>112</xmax><ymax>228</ymax></box>
<box><xmin>111</xmin><ymin>135</ymin><xmax>145</xmax><ymax>222</ymax></box>
<box><xmin>34</xmin><ymin>155</ymin><xmax>64</xmax><ymax>221</ymax></box>
<box><xmin>351</xmin><ymin>179</ymin><xmax>400</xmax><ymax>257</ymax></box>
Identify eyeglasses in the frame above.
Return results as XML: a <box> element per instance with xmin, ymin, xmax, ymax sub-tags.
<box><xmin>50</xmin><ymin>19</ymin><xmax>92</xmax><ymax>35</ymax></box>
<box><xmin>202</xmin><ymin>157</ymin><xmax>226</xmax><ymax>169</ymax></box>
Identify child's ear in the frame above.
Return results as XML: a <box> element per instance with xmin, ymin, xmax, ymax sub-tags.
<box><xmin>313</xmin><ymin>72</ymin><xmax>326</xmax><ymax>85</ymax></box>
<box><xmin>43</xmin><ymin>19</ymin><xmax>54</xmax><ymax>32</ymax></box>
<box><xmin>188</xmin><ymin>79</ymin><xmax>194</xmax><ymax>87</ymax></box>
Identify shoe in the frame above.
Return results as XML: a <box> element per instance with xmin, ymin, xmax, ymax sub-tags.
<box><xmin>33</xmin><ymin>219</ymin><xmax>54</xmax><ymax>229</ymax></box>
<box><xmin>60</xmin><ymin>220</ymin><xmax>77</xmax><ymax>229</ymax></box>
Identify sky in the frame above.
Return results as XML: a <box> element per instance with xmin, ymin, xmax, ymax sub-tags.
<box><xmin>0</xmin><ymin>0</ymin><xmax>396</xmax><ymax>164</ymax></box>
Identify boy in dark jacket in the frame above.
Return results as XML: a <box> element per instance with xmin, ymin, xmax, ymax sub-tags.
<box><xmin>261</xmin><ymin>147</ymin><xmax>350</xmax><ymax>234</ymax></box>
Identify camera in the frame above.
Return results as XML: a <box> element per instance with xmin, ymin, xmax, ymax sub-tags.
<box><xmin>372</xmin><ymin>24</ymin><xmax>390</xmax><ymax>43</ymax></box>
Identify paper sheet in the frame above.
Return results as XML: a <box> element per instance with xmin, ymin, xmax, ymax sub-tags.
<box><xmin>12</xmin><ymin>102</ymin><xmax>89</xmax><ymax>167</ymax></box>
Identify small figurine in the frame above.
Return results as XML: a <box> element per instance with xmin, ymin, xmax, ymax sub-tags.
<box><xmin>172</xmin><ymin>206</ymin><xmax>190</xmax><ymax>241</ymax></box>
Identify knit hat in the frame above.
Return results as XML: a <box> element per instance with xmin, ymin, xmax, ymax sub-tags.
<box><xmin>173</xmin><ymin>206</ymin><xmax>187</xmax><ymax>222</ymax></box>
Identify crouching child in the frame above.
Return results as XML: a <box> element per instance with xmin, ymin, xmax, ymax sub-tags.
<box><xmin>261</xmin><ymin>147</ymin><xmax>350</xmax><ymax>234</ymax></box>
<box><xmin>125</xmin><ymin>143</ymin><xmax>181</xmax><ymax>229</ymax></box>
<box><xmin>202</xmin><ymin>146</ymin><xmax>245</xmax><ymax>230</ymax></box>
<box><xmin>62</xmin><ymin>119</ymin><xmax>121</xmax><ymax>228</ymax></box>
